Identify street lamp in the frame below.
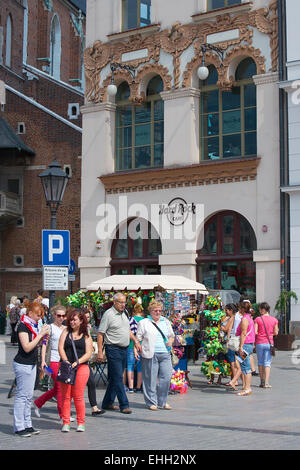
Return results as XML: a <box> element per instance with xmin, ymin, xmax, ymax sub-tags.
<box><xmin>39</xmin><ymin>158</ymin><xmax>69</xmax><ymax>229</ymax></box>
<box><xmin>106</xmin><ymin>62</ymin><xmax>137</xmax><ymax>97</ymax></box>
<box><xmin>39</xmin><ymin>158</ymin><xmax>70</xmax><ymax>310</ymax></box>
<box><xmin>197</xmin><ymin>43</ymin><xmax>224</xmax><ymax>81</ymax></box>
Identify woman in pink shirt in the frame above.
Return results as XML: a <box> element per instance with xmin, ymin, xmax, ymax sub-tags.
<box><xmin>255</xmin><ymin>302</ymin><xmax>278</xmax><ymax>389</ymax></box>
<box><xmin>235</xmin><ymin>300</ymin><xmax>255</xmax><ymax>396</ymax></box>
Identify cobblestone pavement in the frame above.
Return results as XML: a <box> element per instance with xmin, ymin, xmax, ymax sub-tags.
<box><xmin>0</xmin><ymin>335</ymin><xmax>299</xmax><ymax>450</ymax></box>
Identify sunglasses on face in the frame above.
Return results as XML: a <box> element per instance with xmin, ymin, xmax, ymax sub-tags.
<box><xmin>56</xmin><ymin>314</ymin><xmax>66</xmax><ymax>318</ymax></box>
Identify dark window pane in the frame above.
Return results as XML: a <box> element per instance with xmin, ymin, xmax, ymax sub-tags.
<box><xmin>133</xmin><ymin>238</ymin><xmax>143</xmax><ymax>258</ymax></box>
<box><xmin>148</xmin><ymin>238</ymin><xmax>162</xmax><ymax>257</ymax></box>
<box><xmin>154</xmin><ymin>100</ymin><xmax>163</xmax><ymax>121</ymax></box>
<box><xmin>147</xmin><ymin>76</ymin><xmax>163</xmax><ymax>96</ymax></box>
<box><xmin>123</xmin><ymin>0</ymin><xmax>138</xmax><ymax>30</ymax></box>
<box><xmin>154</xmin><ymin>121</ymin><xmax>164</xmax><ymax>143</ymax></box>
<box><xmin>245</xmin><ymin>108</ymin><xmax>256</xmax><ymax>131</ymax></box>
<box><xmin>116</xmin><ymin>106</ymin><xmax>132</xmax><ymax>126</ymax></box>
<box><xmin>236</xmin><ymin>58</ymin><xmax>257</xmax><ymax>80</ymax></box>
<box><xmin>244</xmin><ymin>84</ymin><xmax>256</xmax><ymax>107</ymax></box>
<box><xmin>116</xmin><ymin>148</ymin><xmax>132</xmax><ymax>170</ymax></box>
<box><xmin>198</xmin><ymin>263</ymin><xmax>218</xmax><ymax>289</ymax></box>
<box><xmin>132</xmin><ymin>265</ymin><xmax>144</xmax><ymax>274</ymax></box>
<box><xmin>114</xmin><ymin>238</ymin><xmax>129</xmax><ymax>258</ymax></box>
<box><xmin>200</xmin><ymin>221</ymin><xmax>217</xmax><ymax>255</ymax></box>
<box><xmin>135</xmin><ymin>102</ymin><xmax>151</xmax><ymax>123</ymax></box>
<box><xmin>222</xmin><ymin>87</ymin><xmax>240</xmax><ymax>111</ymax></box>
<box><xmin>116</xmin><ymin>82</ymin><xmax>130</xmax><ymax>101</ymax></box>
<box><xmin>146</xmin><ymin>265</ymin><xmax>161</xmax><ymax>274</ymax></box>
<box><xmin>8</xmin><ymin>179</ymin><xmax>19</xmax><ymax>194</ymax></box>
<box><xmin>223</xmin><ymin>215</ymin><xmax>234</xmax><ymax>254</ymax></box>
<box><xmin>115</xmin><ymin>268</ymin><xmax>129</xmax><ymax>274</ymax></box>
<box><xmin>135</xmin><ymin>146</ymin><xmax>151</xmax><ymax>168</ymax></box>
<box><xmin>237</xmin><ymin>261</ymin><xmax>256</xmax><ymax>302</ymax></box>
<box><xmin>135</xmin><ymin>123</ymin><xmax>151</xmax><ymax>146</ymax></box>
<box><xmin>240</xmin><ymin>217</ymin><xmax>257</xmax><ymax>253</ymax></box>
<box><xmin>223</xmin><ymin>110</ymin><xmax>241</xmax><ymax>134</ymax></box>
<box><xmin>245</xmin><ymin>132</ymin><xmax>257</xmax><ymax>155</ymax></box>
<box><xmin>201</xmin><ymin>90</ymin><xmax>219</xmax><ymax>114</ymax></box>
<box><xmin>154</xmin><ymin>144</ymin><xmax>163</xmax><ymax>167</ymax></box>
<box><xmin>201</xmin><ymin>136</ymin><xmax>220</xmax><ymax>160</ymax></box>
<box><xmin>210</xmin><ymin>0</ymin><xmax>225</xmax><ymax>9</ymax></box>
<box><xmin>201</xmin><ymin>113</ymin><xmax>219</xmax><ymax>136</ymax></box>
<box><xmin>116</xmin><ymin>126</ymin><xmax>132</xmax><ymax>149</ymax></box>
<box><xmin>223</xmin><ymin>134</ymin><xmax>241</xmax><ymax>158</ymax></box>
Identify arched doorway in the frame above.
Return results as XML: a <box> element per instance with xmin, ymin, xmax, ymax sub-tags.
<box><xmin>197</xmin><ymin>211</ymin><xmax>257</xmax><ymax>301</ymax></box>
<box><xmin>111</xmin><ymin>218</ymin><xmax>162</xmax><ymax>275</ymax></box>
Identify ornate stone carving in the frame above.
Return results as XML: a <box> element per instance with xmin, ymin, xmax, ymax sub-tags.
<box><xmin>99</xmin><ymin>157</ymin><xmax>261</xmax><ymax>194</ymax></box>
<box><xmin>84</xmin><ymin>41</ymin><xmax>111</xmax><ymax>103</ymax></box>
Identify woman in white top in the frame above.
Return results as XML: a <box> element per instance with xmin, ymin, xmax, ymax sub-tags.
<box><xmin>34</xmin><ymin>305</ymin><xmax>66</xmax><ymax>420</ymax></box>
<box><xmin>225</xmin><ymin>305</ymin><xmax>243</xmax><ymax>391</ymax></box>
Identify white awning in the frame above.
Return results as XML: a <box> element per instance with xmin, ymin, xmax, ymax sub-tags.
<box><xmin>86</xmin><ymin>275</ymin><xmax>208</xmax><ymax>294</ymax></box>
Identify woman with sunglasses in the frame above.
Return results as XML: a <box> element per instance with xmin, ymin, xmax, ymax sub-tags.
<box><xmin>34</xmin><ymin>305</ymin><xmax>67</xmax><ymax>420</ymax></box>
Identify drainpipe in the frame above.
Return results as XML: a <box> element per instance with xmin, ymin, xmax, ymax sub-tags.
<box><xmin>278</xmin><ymin>0</ymin><xmax>290</xmax><ymax>333</ymax></box>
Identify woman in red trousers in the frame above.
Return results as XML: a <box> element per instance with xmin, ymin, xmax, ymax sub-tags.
<box><xmin>58</xmin><ymin>308</ymin><xmax>93</xmax><ymax>432</ymax></box>
<box><xmin>34</xmin><ymin>305</ymin><xmax>66</xmax><ymax>420</ymax></box>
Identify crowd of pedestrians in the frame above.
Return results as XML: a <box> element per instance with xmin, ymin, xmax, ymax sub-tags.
<box><xmin>5</xmin><ymin>291</ymin><xmax>278</xmax><ymax>437</ymax></box>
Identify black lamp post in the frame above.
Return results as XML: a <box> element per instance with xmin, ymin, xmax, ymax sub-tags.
<box><xmin>39</xmin><ymin>158</ymin><xmax>70</xmax><ymax>309</ymax></box>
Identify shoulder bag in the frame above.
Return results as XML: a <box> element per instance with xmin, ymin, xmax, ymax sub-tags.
<box><xmin>260</xmin><ymin>316</ymin><xmax>276</xmax><ymax>357</ymax></box>
<box><xmin>227</xmin><ymin>322</ymin><xmax>253</xmax><ymax>352</ymax></box>
<box><xmin>57</xmin><ymin>333</ymin><xmax>79</xmax><ymax>385</ymax></box>
<box><xmin>150</xmin><ymin>321</ymin><xmax>179</xmax><ymax>367</ymax></box>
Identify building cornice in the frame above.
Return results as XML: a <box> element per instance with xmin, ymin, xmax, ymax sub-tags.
<box><xmin>107</xmin><ymin>24</ymin><xmax>161</xmax><ymax>42</ymax></box>
<box><xmin>99</xmin><ymin>157</ymin><xmax>260</xmax><ymax>194</ymax></box>
<box><xmin>80</xmin><ymin>102</ymin><xmax>117</xmax><ymax>114</ymax></box>
<box><xmin>160</xmin><ymin>87</ymin><xmax>200</xmax><ymax>101</ymax></box>
<box><xmin>191</xmin><ymin>2</ymin><xmax>253</xmax><ymax>23</ymax></box>
<box><xmin>253</xmin><ymin>71</ymin><xmax>279</xmax><ymax>86</ymax></box>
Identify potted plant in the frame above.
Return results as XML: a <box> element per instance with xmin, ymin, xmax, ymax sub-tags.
<box><xmin>274</xmin><ymin>289</ymin><xmax>298</xmax><ymax>351</ymax></box>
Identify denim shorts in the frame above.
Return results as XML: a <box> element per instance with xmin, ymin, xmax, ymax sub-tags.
<box><xmin>127</xmin><ymin>348</ymin><xmax>142</xmax><ymax>373</ymax></box>
<box><xmin>240</xmin><ymin>343</ymin><xmax>254</xmax><ymax>375</ymax></box>
<box><xmin>226</xmin><ymin>348</ymin><xmax>236</xmax><ymax>363</ymax></box>
<box><xmin>256</xmin><ymin>343</ymin><xmax>272</xmax><ymax>368</ymax></box>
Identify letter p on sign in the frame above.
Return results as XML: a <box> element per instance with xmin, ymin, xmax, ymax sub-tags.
<box><xmin>42</xmin><ymin>230</ymin><xmax>70</xmax><ymax>266</ymax></box>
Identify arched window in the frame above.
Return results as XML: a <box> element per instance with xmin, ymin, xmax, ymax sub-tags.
<box><xmin>200</xmin><ymin>58</ymin><xmax>257</xmax><ymax>160</ymax></box>
<box><xmin>23</xmin><ymin>0</ymin><xmax>28</xmax><ymax>64</ymax></box>
<box><xmin>197</xmin><ymin>211</ymin><xmax>257</xmax><ymax>301</ymax></box>
<box><xmin>5</xmin><ymin>14</ymin><xmax>12</xmax><ymax>68</ymax></box>
<box><xmin>115</xmin><ymin>76</ymin><xmax>164</xmax><ymax>171</ymax></box>
<box><xmin>50</xmin><ymin>15</ymin><xmax>61</xmax><ymax>79</ymax></box>
<box><xmin>111</xmin><ymin>218</ymin><xmax>162</xmax><ymax>274</ymax></box>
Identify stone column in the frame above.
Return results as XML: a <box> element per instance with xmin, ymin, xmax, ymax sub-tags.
<box><xmin>253</xmin><ymin>72</ymin><xmax>280</xmax><ymax>310</ymax></box>
<box><xmin>79</xmin><ymin>101</ymin><xmax>116</xmax><ymax>288</ymax></box>
<box><xmin>160</xmin><ymin>87</ymin><xmax>200</xmax><ymax>167</ymax></box>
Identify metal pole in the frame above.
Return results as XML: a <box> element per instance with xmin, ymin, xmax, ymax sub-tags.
<box><xmin>49</xmin><ymin>208</ymin><xmax>57</xmax><ymax>311</ymax></box>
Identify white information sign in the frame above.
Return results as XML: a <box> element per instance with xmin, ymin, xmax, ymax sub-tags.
<box><xmin>43</xmin><ymin>266</ymin><xmax>68</xmax><ymax>291</ymax></box>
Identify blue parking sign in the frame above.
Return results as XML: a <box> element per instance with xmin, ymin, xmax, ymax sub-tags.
<box><xmin>42</xmin><ymin>230</ymin><xmax>70</xmax><ymax>266</ymax></box>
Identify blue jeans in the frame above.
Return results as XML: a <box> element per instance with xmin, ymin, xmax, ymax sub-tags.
<box><xmin>127</xmin><ymin>348</ymin><xmax>142</xmax><ymax>373</ymax></box>
<box><xmin>256</xmin><ymin>343</ymin><xmax>272</xmax><ymax>368</ymax></box>
<box><xmin>102</xmin><ymin>345</ymin><xmax>129</xmax><ymax>411</ymax></box>
<box><xmin>240</xmin><ymin>343</ymin><xmax>254</xmax><ymax>375</ymax></box>
<box><xmin>13</xmin><ymin>361</ymin><xmax>36</xmax><ymax>432</ymax></box>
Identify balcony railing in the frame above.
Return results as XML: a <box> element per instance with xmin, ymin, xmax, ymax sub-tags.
<box><xmin>0</xmin><ymin>191</ymin><xmax>22</xmax><ymax>223</ymax></box>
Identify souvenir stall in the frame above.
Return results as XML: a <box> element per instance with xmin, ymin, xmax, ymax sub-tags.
<box><xmin>67</xmin><ymin>275</ymin><xmax>208</xmax><ymax>392</ymax></box>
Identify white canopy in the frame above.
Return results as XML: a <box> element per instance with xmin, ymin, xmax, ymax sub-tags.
<box><xmin>86</xmin><ymin>275</ymin><xmax>208</xmax><ymax>293</ymax></box>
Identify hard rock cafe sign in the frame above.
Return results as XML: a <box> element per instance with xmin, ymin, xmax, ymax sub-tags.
<box><xmin>159</xmin><ymin>197</ymin><xmax>196</xmax><ymax>226</ymax></box>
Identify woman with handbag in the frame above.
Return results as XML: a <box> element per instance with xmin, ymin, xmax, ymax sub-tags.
<box><xmin>34</xmin><ymin>305</ymin><xmax>66</xmax><ymax>420</ymax></box>
<box><xmin>13</xmin><ymin>302</ymin><xmax>50</xmax><ymax>437</ymax></box>
<box><xmin>135</xmin><ymin>300</ymin><xmax>175</xmax><ymax>411</ymax></box>
<box><xmin>254</xmin><ymin>302</ymin><xmax>279</xmax><ymax>388</ymax></box>
<box><xmin>58</xmin><ymin>308</ymin><xmax>93</xmax><ymax>432</ymax></box>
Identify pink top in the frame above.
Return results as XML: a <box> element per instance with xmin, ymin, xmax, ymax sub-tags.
<box><xmin>255</xmin><ymin>315</ymin><xmax>278</xmax><ymax>345</ymax></box>
<box><xmin>236</xmin><ymin>314</ymin><xmax>255</xmax><ymax>344</ymax></box>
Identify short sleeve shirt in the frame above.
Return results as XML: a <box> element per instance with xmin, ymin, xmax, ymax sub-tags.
<box><xmin>98</xmin><ymin>306</ymin><xmax>130</xmax><ymax>347</ymax></box>
<box><xmin>255</xmin><ymin>315</ymin><xmax>278</xmax><ymax>345</ymax></box>
<box><xmin>14</xmin><ymin>323</ymin><xmax>38</xmax><ymax>365</ymax></box>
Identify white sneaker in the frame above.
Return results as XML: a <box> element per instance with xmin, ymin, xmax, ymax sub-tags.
<box><xmin>34</xmin><ymin>406</ymin><xmax>41</xmax><ymax>418</ymax></box>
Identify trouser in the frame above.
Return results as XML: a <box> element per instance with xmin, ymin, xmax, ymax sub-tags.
<box><xmin>11</xmin><ymin>323</ymin><xmax>18</xmax><ymax>344</ymax></box>
<box><xmin>141</xmin><ymin>353</ymin><xmax>173</xmax><ymax>408</ymax></box>
<box><xmin>87</xmin><ymin>365</ymin><xmax>97</xmax><ymax>408</ymax></box>
<box><xmin>13</xmin><ymin>361</ymin><xmax>36</xmax><ymax>432</ymax></box>
<box><xmin>102</xmin><ymin>345</ymin><xmax>129</xmax><ymax>411</ymax></box>
<box><xmin>34</xmin><ymin>361</ymin><xmax>62</xmax><ymax>417</ymax></box>
<box><xmin>60</xmin><ymin>364</ymin><xmax>89</xmax><ymax>426</ymax></box>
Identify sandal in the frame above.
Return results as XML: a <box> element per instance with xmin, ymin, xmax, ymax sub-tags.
<box><xmin>163</xmin><ymin>403</ymin><xmax>172</xmax><ymax>410</ymax></box>
<box><xmin>264</xmin><ymin>383</ymin><xmax>272</xmax><ymax>388</ymax></box>
<box><xmin>225</xmin><ymin>382</ymin><xmax>238</xmax><ymax>391</ymax></box>
<box><xmin>237</xmin><ymin>390</ymin><xmax>252</xmax><ymax>396</ymax></box>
